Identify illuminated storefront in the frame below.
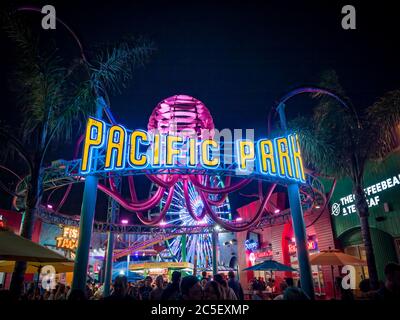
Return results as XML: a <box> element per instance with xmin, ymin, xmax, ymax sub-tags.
<box><xmin>329</xmin><ymin>150</ymin><xmax>400</xmax><ymax>286</ymax></box>
<box><xmin>129</xmin><ymin>262</ymin><xmax>194</xmax><ymax>280</ymax></box>
<box><xmin>236</xmin><ymin>194</ymin><xmax>337</xmax><ymax>298</ymax></box>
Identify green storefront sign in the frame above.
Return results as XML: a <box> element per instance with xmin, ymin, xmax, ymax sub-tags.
<box><xmin>328</xmin><ymin>150</ymin><xmax>400</xmax><ymax>281</ymax></box>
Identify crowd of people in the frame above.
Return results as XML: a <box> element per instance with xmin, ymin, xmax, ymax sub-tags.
<box><xmin>0</xmin><ymin>262</ymin><xmax>399</xmax><ymax>301</ymax></box>
<box><xmin>103</xmin><ymin>270</ymin><xmax>245</xmax><ymax>301</ymax></box>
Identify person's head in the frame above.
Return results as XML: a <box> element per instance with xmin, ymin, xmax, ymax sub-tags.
<box><xmin>155</xmin><ymin>275</ymin><xmax>164</xmax><ymax>288</ymax></box>
<box><xmin>213</xmin><ymin>274</ymin><xmax>227</xmax><ymax>288</ymax></box>
<box><xmin>285</xmin><ymin>277</ymin><xmax>294</xmax><ymax>287</ymax></box>
<box><xmin>358</xmin><ymin>279</ymin><xmax>371</xmax><ymax>293</ymax></box>
<box><xmin>68</xmin><ymin>289</ymin><xmax>87</xmax><ymax>301</ymax></box>
<box><xmin>204</xmin><ymin>281</ymin><xmax>223</xmax><ymax>300</ymax></box>
<box><xmin>58</xmin><ymin>284</ymin><xmax>66</xmax><ymax>293</ymax></box>
<box><xmin>279</xmin><ymin>282</ymin><xmax>288</xmax><ymax>292</ymax></box>
<box><xmin>144</xmin><ymin>276</ymin><xmax>153</xmax><ymax>287</ymax></box>
<box><xmin>201</xmin><ymin>271</ymin><xmax>207</xmax><ymax>278</ymax></box>
<box><xmin>171</xmin><ymin>271</ymin><xmax>181</xmax><ymax>284</ymax></box>
<box><xmin>180</xmin><ymin>276</ymin><xmax>203</xmax><ymax>300</ymax></box>
<box><xmin>113</xmin><ymin>275</ymin><xmax>128</xmax><ymax>296</ymax></box>
<box><xmin>228</xmin><ymin>271</ymin><xmax>235</xmax><ymax>279</ymax></box>
<box><xmin>384</xmin><ymin>262</ymin><xmax>400</xmax><ymax>289</ymax></box>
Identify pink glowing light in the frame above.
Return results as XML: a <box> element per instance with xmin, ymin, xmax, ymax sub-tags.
<box><xmin>121</xmin><ymin>219</ymin><xmax>129</xmax><ymax>225</ymax></box>
<box><xmin>160</xmin><ymin>220</ymin><xmax>167</xmax><ymax>226</ymax></box>
<box><xmin>148</xmin><ymin>95</ymin><xmax>215</xmax><ymax>139</ymax></box>
<box><xmin>236</xmin><ymin>217</ymin><xmax>243</xmax><ymax>222</ymax></box>
<box><xmin>47</xmin><ymin>204</ymin><xmax>53</xmax><ymax>209</ymax></box>
<box><xmin>274</xmin><ymin>208</ymin><xmax>280</xmax><ymax>214</ymax></box>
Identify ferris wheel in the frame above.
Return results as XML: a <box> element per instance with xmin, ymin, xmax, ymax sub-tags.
<box><xmin>147</xmin><ymin>176</ymin><xmax>232</xmax><ymax>269</ymax></box>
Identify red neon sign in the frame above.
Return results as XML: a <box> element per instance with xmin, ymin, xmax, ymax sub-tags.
<box><xmin>288</xmin><ymin>240</ymin><xmax>317</xmax><ymax>254</ymax></box>
<box><xmin>254</xmin><ymin>250</ymin><xmax>273</xmax><ymax>259</ymax></box>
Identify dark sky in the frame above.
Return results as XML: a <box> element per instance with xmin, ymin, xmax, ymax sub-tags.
<box><xmin>1</xmin><ymin>0</ymin><xmax>399</xmax><ymax>220</ymax></box>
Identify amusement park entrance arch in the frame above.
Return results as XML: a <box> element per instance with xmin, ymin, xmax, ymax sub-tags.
<box><xmin>51</xmin><ymin>89</ymin><xmax>344</xmax><ymax>300</ymax></box>
<box><xmin>7</xmin><ymin>5</ymin><xmax>349</xmax><ymax>302</ymax></box>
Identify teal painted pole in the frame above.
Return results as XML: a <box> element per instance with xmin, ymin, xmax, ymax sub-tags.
<box><xmin>103</xmin><ymin>231</ymin><xmax>114</xmax><ymax>297</ymax></box>
<box><xmin>287</xmin><ymin>183</ymin><xmax>315</xmax><ymax>299</ymax></box>
<box><xmin>212</xmin><ymin>231</ymin><xmax>218</xmax><ymax>275</ymax></box>
<box><xmin>181</xmin><ymin>234</ymin><xmax>187</xmax><ymax>262</ymax></box>
<box><xmin>277</xmin><ymin>102</ymin><xmax>315</xmax><ymax>299</ymax></box>
<box><xmin>71</xmin><ymin>98</ymin><xmax>103</xmax><ymax>292</ymax></box>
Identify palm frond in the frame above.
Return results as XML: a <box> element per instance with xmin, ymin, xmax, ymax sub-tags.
<box><xmin>366</xmin><ymin>89</ymin><xmax>400</xmax><ymax>159</ymax></box>
<box><xmin>288</xmin><ymin>116</ymin><xmax>348</xmax><ymax>177</ymax></box>
<box><xmin>90</xmin><ymin>36</ymin><xmax>156</xmax><ymax>95</ymax></box>
<box><xmin>3</xmin><ymin>13</ymin><xmax>71</xmax><ymax>143</ymax></box>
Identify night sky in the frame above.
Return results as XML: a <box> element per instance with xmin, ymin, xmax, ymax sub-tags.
<box><xmin>1</xmin><ymin>0</ymin><xmax>399</xmax><ymax>221</ymax></box>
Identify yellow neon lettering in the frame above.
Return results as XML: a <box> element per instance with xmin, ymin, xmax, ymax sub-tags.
<box><xmin>201</xmin><ymin>140</ymin><xmax>219</xmax><ymax>167</ymax></box>
<box><xmin>277</xmin><ymin>137</ymin><xmax>293</xmax><ymax>178</ymax></box>
<box><xmin>130</xmin><ymin>131</ymin><xmax>148</xmax><ymax>167</ymax></box>
<box><xmin>105</xmin><ymin>125</ymin><xmax>126</xmax><ymax>169</ymax></box>
<box><xmin>290</xmin><ymin>134</ymin><xmax>306</xmax><ymax>181</ymax></box>
<box><xmin>166</xmin><ymin>135</ymin><xmax>183</xmax><ymax>165</ymax></box>
<box><xmin>188</xmin><ymin>138</ymin><xmax>197</xmax><ymax>166</ymax></box>
<box><xmin>238</xmin><ymin>141</ymin><xmax>255</xmax><ymax>170</ymax></box>
<box><xmin>81</xmin><ymin>118</ymin><xmax>104</xmax><ymax>172</ymax></box>
<box><xmin>259</xmin><ymin>140</ymin><xmax>276</xmax><ymax>175</ymax></box>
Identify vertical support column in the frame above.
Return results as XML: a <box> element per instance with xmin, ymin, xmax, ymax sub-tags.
<box><xmin>71</xmin><ymin>98</ymin><xmax>103</xmax><ymax>292</ymax></box>
<box><xmin>277</xmin><ymin>102</ymin><xmax>315</xmax><ymax>300</ymax></box>
<box><xmin>287</xmin><ymin>183</ymin><xmax>315</xmax><ymax>299</ymax></box>
<box><xmin>212</xmin><ymin>231</ymin><xmax>218</xmax><ymax>275</ymax></box>
<box><xmin>181</xmin><ymin>234</ymin><xmax>187</xmax><ymax>262</ymax></box>
<box><xmin>103</xmin><ymin>176</ymin><xmax>121</xmax><ymax>297</ymax></box>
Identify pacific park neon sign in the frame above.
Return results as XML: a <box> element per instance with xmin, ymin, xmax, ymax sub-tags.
<box><xmin>80</xmin><ymin>117</ymin><xmax>306</xmax><ymax>183</ymax></box>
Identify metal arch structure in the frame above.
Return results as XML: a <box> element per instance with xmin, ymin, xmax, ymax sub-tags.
<box><xmin>8</xmin><ymin>91</ymin><xmax>336</xmax><ymax>240</ymax></box>
<box><xmin>8</xmin><ymin>6</ymin><xmax>334</xmax><ymax>298</ymax></box>
<box><xmin>6</xmin><ymin>90</ymin><xmax>342</xmax><ymax>298</ymax></box>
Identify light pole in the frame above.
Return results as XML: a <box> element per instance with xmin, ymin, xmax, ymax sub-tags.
<box><xmin>71</xmin><ymin>98</ymin><xmax>104</xmax><ymax>291</ymax></box>
<box><xmin>212</xmin><ymin>230</ymin><xmax>218</xmax><ymax>275</ymax></box>
<box><xmin>274</xmin><ymin>87</ymin><xmax>356</xmax><ymax>300</ymax></box>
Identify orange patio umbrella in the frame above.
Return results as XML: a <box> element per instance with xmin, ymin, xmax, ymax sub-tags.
<box><xmin>303</xmin><ymin>248</ymin><xmax>366</xmax><ymax>299</ymax></box>
<box><xmin>309</xmin><ymin>249</ymin><xmax>367</xmax><ymax>266</ymax></box>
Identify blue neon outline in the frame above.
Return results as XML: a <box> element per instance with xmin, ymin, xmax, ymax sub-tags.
<box><xmin>200</xmin><ymin>139</ymin><xmax>220</xmax><ymax>169</ymax></box>
<box><xmin>80</xmin><ymin>117</ymin><xmax>106</xmax><ymax>174</ymax></box>
<box><xmin>235</xmin><ymin>139</ymin><xmax>255</xmax><ymax>173</ymax></box>
<box><xmin>256</xmin><ymin>138</ymin><xmax>277</xmax><ymax>178</ymax></box>
<box><xmin>104</xmin><ymin>124</ymin><xmax>128</xmax><ymax>172</ymax></box>
<box><xmin>165</xmin><ymin>135</ymin><xmax>184</xmax><ymax>167</ymax></box>
<box><xmin>127</xmin><ymin>129</ymin><xmax>150</xmax><ymax>169</ymax></box>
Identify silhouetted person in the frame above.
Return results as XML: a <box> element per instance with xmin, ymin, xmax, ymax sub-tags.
<box><xmin>180</xmin><ymin>275</ymin><xmax>203</xmax><ymax>300</ymax></box>
<box><xmin>150</xmin><ymin>275</ymin><xmax>164</xmax><ymax>300</ymax></box>
<box><xmin>283</xmin><ymin>277</ymin><xmax>310</xmax><ymax>300</ymax></box>
<box><xmin>227</xmin><ymin>271</ymin><xmax>244</xmax><ymax>300</ymax></box>
<box><xmin>104</xmin><ymin>275</ymin><xmax>133</xmax><ymax>301</ymax></box>
<box><xmin>214</xmin><ymin>273</ymin><xmax>237</xmax><ymax>300</ymax></box>
<box><xmin>161</xmin><ymin>271</ymin><xmax>181</xmax><ymax>300</ymax></box>
<box><xmin>68</xmin><ymin>289</ymin><xmax>87</xmax><ymax>301</ymax></box>
<box><xmin>139</xmin><ymin>276</ymin><xmax>153</xmax><ymax>300</ymax></box>
<box><xmin>375</xmin><ymin>262</ymin><xmax>400</xmax><ymax>300</ymax></box>
<box><xmin>203</xmin><ymin>281</ymin><xmax>223</xmax><ymax>300</ymax></box>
